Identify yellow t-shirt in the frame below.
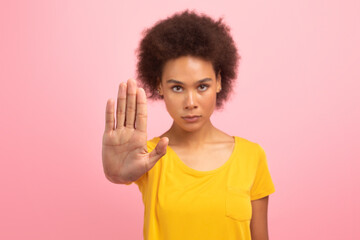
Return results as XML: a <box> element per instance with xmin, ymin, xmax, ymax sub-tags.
<box><xmin>126</xmin><ymin>136</ymin><xmax>276</xmax><ymax>240</ymax></box>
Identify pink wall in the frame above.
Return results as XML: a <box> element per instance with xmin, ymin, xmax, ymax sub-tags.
<box><xmin>1</xmin><ymin>0</ymin><xmax>359</xmax><ymax>239</ymax></box>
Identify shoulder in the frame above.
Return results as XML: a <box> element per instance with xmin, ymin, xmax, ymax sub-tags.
<box><xmin>233</xmin><ymin>136</ymin><xmax>266</xmax><ymax>167</ymax></box>
<box><xmin>234</xmin><ymin>136</ymin><xmax>262</xmax><ymax>152</ymax></box>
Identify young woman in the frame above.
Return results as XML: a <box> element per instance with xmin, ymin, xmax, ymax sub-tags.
<box><xmin>102</xmin><ymin>9</ymin><xmax>275</xmax><ymax>240</ymax></box>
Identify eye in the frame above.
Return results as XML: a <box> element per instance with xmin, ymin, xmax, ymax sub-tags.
<box><xmin>171</xmin><ymin>85</ymin><xmax>183</xmax><ymax>92</ymax></box>
<box><xmin>198</xmin><ymin>84</ymin><xmax>209</xmax><ymax>91</ymax></box>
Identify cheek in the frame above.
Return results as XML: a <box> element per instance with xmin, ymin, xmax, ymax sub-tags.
<box><xmin>202</xmin><ymin>91</ymin><xmax>217</xmax><ymax>105</ymax></box>
<box><xmin>200</xmin><ymin>91</ymin><xmax>217</xmax><ymax>115</ymax></box>
<box><xmin>164</xmin><ymin>96</ymin><xmax>180</xmax><ymax>115</ymax></box>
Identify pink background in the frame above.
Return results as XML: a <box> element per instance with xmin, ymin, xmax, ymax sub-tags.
<box><xmin>1</xmin><ymin>0</ymin><xmax>359</xmax><ymax>239</ymax></box>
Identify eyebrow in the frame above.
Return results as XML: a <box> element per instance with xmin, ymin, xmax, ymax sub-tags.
<box><xmin>166</xmin><ymin>78</ymin><xmax>212</xmax><ymax>85</ymax></box>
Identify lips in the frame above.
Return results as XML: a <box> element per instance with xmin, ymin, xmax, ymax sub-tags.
<box><xmin>182</xmin><ymin>115</ymin><xmax>201</xmax><ymax>123</ymax></box>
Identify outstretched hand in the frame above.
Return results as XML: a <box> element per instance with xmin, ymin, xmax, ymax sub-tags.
<box><xmin>102</xmin><ymin>78</ymin><xmax>168</xmax><ymax>184</ymax></box>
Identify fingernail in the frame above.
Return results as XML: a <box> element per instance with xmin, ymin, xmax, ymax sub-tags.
<box><xmin>120</xmin><ymin>83</ymin><xmax>126</xmax><ymax>95</ymax></box>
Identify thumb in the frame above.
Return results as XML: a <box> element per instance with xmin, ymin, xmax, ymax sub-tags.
<box><xmin>148</xmin><ymin>137</ymin><xmax>169</xmax><ymax>168</ymax></box>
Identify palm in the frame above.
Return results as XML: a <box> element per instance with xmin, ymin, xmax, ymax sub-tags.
<box><xmin>102</xmin><ymin>127</ymin><xmax>148</xmax><ymax>182</ymax></box>
<box><xmin>102</xmin><ymin>79</ymin><xmax>167</xmax><ymax>184</ymax></box>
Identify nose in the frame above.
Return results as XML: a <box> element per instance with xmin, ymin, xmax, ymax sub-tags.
<box><xmin>184</xmin><ymin>90</ymin><xmax>198</xmax><ymax>110</ymax></box>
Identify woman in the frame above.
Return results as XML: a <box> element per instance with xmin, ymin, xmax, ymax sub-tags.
<box><xmin>102</xmin><ymin>9</ymin><xmax>275</xmax><ymax>240</ymax></box>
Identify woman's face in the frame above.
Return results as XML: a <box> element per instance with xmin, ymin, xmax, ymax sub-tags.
<box><xmin>158</xmin><ymin>55</ymin><xmax>221</xmax><ymax>132</ymax></box>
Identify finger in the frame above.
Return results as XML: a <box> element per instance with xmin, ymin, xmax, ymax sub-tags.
<box><xmin>116</xmin><ymin>82</ymin><xmax>127</xmax><ymax>129</ymax></box>
<box><xmin>134</xmin><ymin>87</ymin><xmax>147</xmax><ymax>132</ymax></box>
<box><xmin>125</xmin><ymin>78</ymin><xmax>137</xmax><ymax>128</ymax></box>
<box><xmin>105</xmin><ymin>98</ymin><xmax>115</xmax><ymax>132</ymax></box>
<box><xmin>148</xmin><ymin>137</ymin><xmax>168</xmax><ymax>168</ymax></box>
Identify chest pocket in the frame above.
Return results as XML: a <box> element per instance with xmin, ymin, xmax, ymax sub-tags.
<box><xmin>225</xmin><ymin>186</ymin><xmax>252</xmax><ymax>221</ymax></box>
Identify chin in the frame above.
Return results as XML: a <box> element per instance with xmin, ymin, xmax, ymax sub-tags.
<box><xmin>180</xmin><ymin>126</ymin><xmax>199</xmax><ymax>133</ymax></box>
<box><xmin>178</xmin><ymin>120</ymin><xmax>204</xmax><ymax>132</ymax></box>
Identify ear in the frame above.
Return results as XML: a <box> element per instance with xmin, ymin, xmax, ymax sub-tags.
<box><xmin>157</xmin><ymin>76</ymin><xmax>163</xmax><ymax>96</ymax></box>
<box><xmin>216</xmin><ymin>70</ymin><xmax>222</xmax><ymax>93</ymax></box>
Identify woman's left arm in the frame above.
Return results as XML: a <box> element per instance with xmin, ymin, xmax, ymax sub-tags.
<box><xmin>250</xmin><ymin>196</ymin><xmax>270</xmax><ymax>240</ymax></box>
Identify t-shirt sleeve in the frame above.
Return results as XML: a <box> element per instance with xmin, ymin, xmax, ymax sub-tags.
<box><xmin>124</xmin><ymin>140</ymin><xmax>155</xmax><ymax>187</ymax></box>
<box><xmin>250</xmin><ymin>144</ymin><xmax>276</xmax><ymax>201</ymax></box>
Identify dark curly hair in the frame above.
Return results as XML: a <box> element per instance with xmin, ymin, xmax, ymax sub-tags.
<box><xmin>135</xmin><ymin>9</ymin><xmax>240</xmax><ymax>109</ymax></box>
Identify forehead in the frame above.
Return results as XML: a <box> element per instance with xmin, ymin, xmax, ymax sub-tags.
<box><xmin>161</xmin><ymin>55</ymin><xmax>215</xmax><ymax>82</ymax></box>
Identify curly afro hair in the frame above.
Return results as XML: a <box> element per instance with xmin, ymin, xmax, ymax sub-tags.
<box><xmin>135</xmin><ymin>9</ymin><xmax>240</xmax><ymax>109</ymax></box>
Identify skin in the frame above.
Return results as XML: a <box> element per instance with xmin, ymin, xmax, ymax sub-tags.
<box><xmin>157</xmin><ymin>55</ymin><xmax>237</xmax><ymax>169</ymax></box>
<box><xmin>157</xmin><ymin>55</ymin><xmax>270</xmax><ymax>238</ymax></box>
<box><xmin>251</xmin><ymin>196</ymin><xmax>270</xmax><ymax>240</ymax></box>
<box><xmin>157</xmin><ymin>55</ymin><xmax>224</xmax><ymax>149</ymax></box>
